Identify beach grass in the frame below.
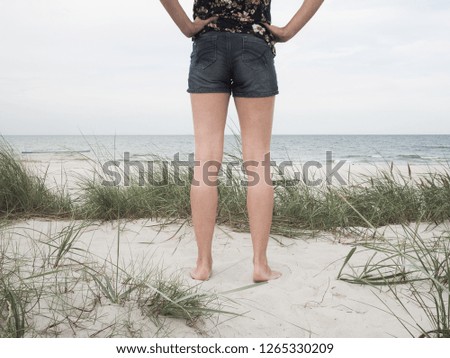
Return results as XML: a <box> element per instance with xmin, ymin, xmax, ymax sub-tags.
<box><xmin>0</xmin><ymin>138</ymin><xmax>72</xmax><ymax>219</ymax></box>
<box><xmin>419</xmin><ymin>171</ymin><xmax>450</xmax><ymax>223</ymax></box>
<box><xmin>0</xmin><ymin>279</ymin><xmax>27</xmax><ymax>338</ymax></box>
<box><xmin>2</xmin><ymin>137</ymin><xmax>450</xmax><ymax>233</ymax></box>
<box><xmin>74</xmin><ymin>154</ymin><xmax>450</xmax><ymax>236</ymax></box>
<box><xmin>77</xmin><ymin>150</ymin><xmax>450</xmax><ymax>235</ymax></box>
<box><xmin>76</xmin><ymin>158</ymin><xmax>191</xmax><ymax>223</ymax></box>
<box><xmin>138</xmin><ymin>272</ymin><xmax>218</xmax><ymax>327</ymax></box>
<box><xmin>337</xmin><ymin>218</ymin><xmax>450</xmax><ymax>337</ymax></box>
<box><xmin>0</xmin><ymin>237</ymin><xmax>32</xmax><ymax>338</ymax></box>
<box><xmin>0</xmin><ymin>219</ymin><xmax>229</xmax><ymax>337</ymax></box>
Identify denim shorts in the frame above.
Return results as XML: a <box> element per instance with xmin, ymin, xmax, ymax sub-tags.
<box><xmin>187</xmin><ymin>31</ymin><xmax>279</xmax><ymax>98</ymax></box>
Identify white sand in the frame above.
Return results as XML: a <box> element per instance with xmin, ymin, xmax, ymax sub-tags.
<box><xmin>1</xmin><ymin>154</ymin><xmax>447</xmax><ymax>337</ymax></box>
<box><xmin>2</xmin><ymin>217</ymin><xmax>445</xmax><ymax>338</ymax></box>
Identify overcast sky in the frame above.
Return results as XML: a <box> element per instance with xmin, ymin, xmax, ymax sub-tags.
<box><xmin>1</xmin><ymin>0</ymin><xmax>449</xmax><ymax>135</ymax></box>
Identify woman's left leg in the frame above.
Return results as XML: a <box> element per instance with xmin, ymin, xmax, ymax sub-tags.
<box><xmin>190</xmin><ymin>93</ymin><xmax>230</xmax><ymax>280</ymax></box>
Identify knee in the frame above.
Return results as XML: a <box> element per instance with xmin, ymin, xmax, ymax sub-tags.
<box><xmin>192</xmin><ymin>159</ymin><xmax>222</xmax><ymax>186</ymax></box>
<box><xmin>242</xmin><ymin>163</ymin><xmax>273</xmax><ymax>188</ymax></box>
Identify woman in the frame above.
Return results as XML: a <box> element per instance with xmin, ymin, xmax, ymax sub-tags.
<box><xmin>160</xmin><ymin>0</ymin><xmax>324</xmax><ymax>282</ymax></box>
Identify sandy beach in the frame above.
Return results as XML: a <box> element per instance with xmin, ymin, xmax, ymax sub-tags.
<box><xmin>1</xmin><ymin>153</ymin><xmax>447</xmax><ymax>337</ymax></box>
<box><xmin>4</xmin><ymin>215</ymin><xmax>446</xmax><ymax>337</ymax></box>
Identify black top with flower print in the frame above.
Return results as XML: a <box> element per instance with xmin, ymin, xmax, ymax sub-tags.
<box><xmin>192</xmin><ymin>0</ymin><xmax>276</xmax><ymax>56</ymax></box>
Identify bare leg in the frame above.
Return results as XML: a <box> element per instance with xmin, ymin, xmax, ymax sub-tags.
<box><xmin>189</xmin><ymin>93</ymin><xmax>230</xmax><ymax>280</ymax></box>
<box><xmin>234</xmin><ymin>96</ymin><xmax>281</xmax><ymax>282</ymax></box>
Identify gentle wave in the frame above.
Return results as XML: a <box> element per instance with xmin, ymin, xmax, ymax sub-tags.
<box><xmin>21</xmin><ymin>150</ymin><xmax>91</xmax><ymax>154</ymax></box>
<box><xmin>397</xmin><ymin>154</ymin><xmax>422</xmax><ymax>159</ymax></box>
<box><xmin>345</xmin><ymin>154</ymin><xmax>366</xmax><ymax>158</ymax></box>
<box><xmin>345</xmin><ymin>154</ymin><xmax>384</xmax><ymax>159</ymax></box>
<box><xmin>422</xmin><ymin>145</ymin><xmax>450</xmax><ymax>149</ymax></box>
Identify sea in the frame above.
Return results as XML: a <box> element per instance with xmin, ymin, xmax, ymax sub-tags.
<box><xmin>2</xmin><ymin>135</ymin><xmax>450</xmax><ymax>165</ymax></box>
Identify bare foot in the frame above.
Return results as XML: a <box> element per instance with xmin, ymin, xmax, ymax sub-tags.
<box><xmin>253</xmin><ymin>265</ymin><xmax>282</xmax><ymax>283</ymax></box>
<box><xmin>190</xmin><ymin>260</ymin><xmax>212</xmax><ymax>281</ymax></box>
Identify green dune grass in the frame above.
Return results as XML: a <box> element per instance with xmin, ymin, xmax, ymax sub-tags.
<box><xmin>1</xmin><ymin>136</ymin><xmax>449</xmax><ymax>232</ymax></box>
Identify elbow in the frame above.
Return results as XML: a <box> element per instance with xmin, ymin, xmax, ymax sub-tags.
<box><xmin>182</xmin><ymin>29</ymin><xmax>194</xmax><ymax>38</ymax></box>
<box><xmin>182</xmin><ymin>23</ymin><xmax>195</xmax><ymax>38</ymax></box>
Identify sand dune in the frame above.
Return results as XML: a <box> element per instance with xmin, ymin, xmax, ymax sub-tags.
<box><xmin>0</xmin><ymin>154</ymin><xmax>446</xmax><ymax>337</ymax></box>
<box><xmin>3</xmin><ymin>217</ymin><xmax>440</xmax><ymax>338</ymax></box>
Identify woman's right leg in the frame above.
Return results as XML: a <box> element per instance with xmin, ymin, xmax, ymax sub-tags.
<box><xmin>234</xmin><ymin>96</ymin><xmax>281</xmax><ymax>282</ymax></box>
<box><xmin>190</xmin><ymin>93</ymin><xmax>230</xmax><ymax>280</ymax></box>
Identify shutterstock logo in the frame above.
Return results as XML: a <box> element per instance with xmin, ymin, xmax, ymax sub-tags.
<box><xmin>101</xmin><ymin>151</ymin><xmax>347</xmax><ymax>187</ymax></box>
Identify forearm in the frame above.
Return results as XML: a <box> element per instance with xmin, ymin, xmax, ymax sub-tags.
<box><xmin>160</xmin><ymin>0</ymin><xmax>193</xmax><ymax>37</ymax></box>
<box><xmin>285</xmin><ymin>0</ymin><xmax>325</xmax><ymax>39</ymax></box>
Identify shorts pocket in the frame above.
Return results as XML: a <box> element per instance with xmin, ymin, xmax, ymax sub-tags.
<box><xmin>192</xmin><ymin>34</ymin><xmax>217</xmax><ymax>70</ymax></box>
<box><xmin>242</xmin><ymin>36</ymin><xmax>270</xmax><ymax>71</ymax></box>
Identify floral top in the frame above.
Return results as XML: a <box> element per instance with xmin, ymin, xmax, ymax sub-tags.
<box><xmin>192</xmin><ymin>0</ymin><xmax>276</xmax><ymax>56</ymax></box>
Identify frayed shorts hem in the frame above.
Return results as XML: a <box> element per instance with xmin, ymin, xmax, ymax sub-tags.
<box><xmin>187</xmin><ymin>88</ymin><xmax>231</xmax><ymax>94</ymax></box>
<box><xmin>233</xmin><ymin>91</ymin><xmax>279</xmax><ymax>98</ymax></box>
<box><xmin>187</xmin><ymin>89</ymin><xmax>279</xmax><ymax>98</ymax></box>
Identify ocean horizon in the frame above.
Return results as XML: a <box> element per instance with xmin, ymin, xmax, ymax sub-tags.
<box><xmin>2</xmin><ymin>134</ymin><xmax>450</xmax><ymax>165</ymax></box>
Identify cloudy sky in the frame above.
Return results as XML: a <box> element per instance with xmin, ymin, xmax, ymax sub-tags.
<box><xmin>0</xmin><ymin>0</ymin><xmax>449</xmax><ymax>135</ymax></box>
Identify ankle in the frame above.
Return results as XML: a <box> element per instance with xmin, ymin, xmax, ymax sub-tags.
<box><xmin>253</xmin><ymin>257</ymin><xmax>269</xmax><ymax>267</ymax></box>
<box><xmin>197</xmin><ymin>256</ymin><xmax>213</xmax><ymax>266</ymax></box>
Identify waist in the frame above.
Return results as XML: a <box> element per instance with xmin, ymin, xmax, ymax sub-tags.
<box><xmin>194</xmin><ymin>26</ymin><xmax>277</xmax><ymax>56</ymax></box>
